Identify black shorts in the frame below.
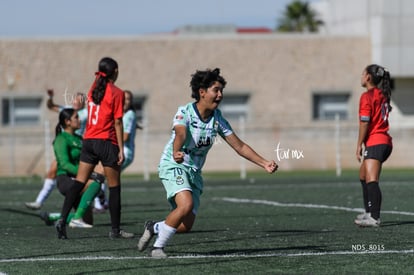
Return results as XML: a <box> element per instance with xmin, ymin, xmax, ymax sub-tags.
<box><xmin>56</xmin><ymin>174</ymin><xmax>75</xmax><ymax>196</ymax></box>
<box><xmin>56</xmin><ymin>175</ymin><xmax>81</xmax><ymax>208</ymax></box>
<box><xmin>364</xmin><ymin>144</ymin><xmax>392</xmax><ymax>163</ymax></box>
<box><xmin>80</xmin><ymin>139</ymin><xmax>120</xmax><ymax>168</ymax></box>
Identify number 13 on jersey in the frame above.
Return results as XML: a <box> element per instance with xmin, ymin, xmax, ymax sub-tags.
<box><xmin>88</xmin><ymin>102</ymin><xmax>100</xmax><ymax>125</ymax></box>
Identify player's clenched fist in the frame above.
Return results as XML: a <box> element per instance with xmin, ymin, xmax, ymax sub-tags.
<box><xmin>173</xmin><ymin>151</ymin><xmax>185</xmax><ymax>163</ymax></box>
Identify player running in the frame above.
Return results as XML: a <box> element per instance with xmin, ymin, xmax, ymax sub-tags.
<box><xmin>137</xmin><ymin>68</ymin><xmax>278</xmax><ymax>258</ymax></box>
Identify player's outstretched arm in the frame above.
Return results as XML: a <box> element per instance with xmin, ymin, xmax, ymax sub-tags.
<box><xmin>224</xmin><ymin>133</ymin><xmax>278</xmax><ymax>173</ymax></box>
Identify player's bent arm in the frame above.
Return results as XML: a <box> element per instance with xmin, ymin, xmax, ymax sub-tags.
<box><xmin>173</xmin><ymin>125</ymin><xmax>186</xmax><ymax>163</ymax></box>
<box><xmin>356</xmin><ymin>121</ymin><xmax>369</xmax><ymax>162</ymax></box>
<box><xmin>114</xmin><ymin>117</ymin><xmax>124</xmax><ymax>164</ymax></box>
<box><xmin>46</xmin><ymin>98</ymin><xmax>62</xmax><ymax>113</ymax></box>
<box><xmin>224</xmin><ymin>133</ymin><xmax>277</xmax><ymax>173</ymax></box>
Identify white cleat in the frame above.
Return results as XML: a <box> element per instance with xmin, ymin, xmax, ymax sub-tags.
<box><xmin>151</xmin><ymin>248</ymin><xmax>167</xmax><ymax>258</ymax></box>
<box><xmin>355</xmin><ymin>212</ymin><xmax>370</xmax><ymax>221</ymax></box>
<box><xmin>354</xmin><ymin>216</ymin><xmax>380</xmax><ymax>227</ymax></box>
<box><xmin>25</xmin><ymin>201</ymin><xmax>42</xmax><ymax>210</ymax></box>
<box><xmin>69</xmin><ymin>218</ymin><xmax>93</xmax><ymax>228</ymax></box>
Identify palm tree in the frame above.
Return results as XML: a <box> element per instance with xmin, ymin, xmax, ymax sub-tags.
<box><xmin>276</xmin><ymin>0</ymin><xmax>323</xmax><ymax>32</ymax></box>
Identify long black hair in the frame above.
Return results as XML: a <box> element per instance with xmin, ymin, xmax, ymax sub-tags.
<box><xmin>55</xmin><ymin>108</ymin><xmax>76</xmax><ymax>138</ymax></box>
<box><xmin>190</xmin><ymin>68</ymin><xmax>227</xmax><ymax>101</ymax></box>
<box><xmin>92</xmin><ymin>57</ymin><xmax>119</xmax><ymax>105</ymax></box>
<box><xmin>366</xmin><ymin>64</ymin><xmax>392</xmax><ymax>112</ymax></box>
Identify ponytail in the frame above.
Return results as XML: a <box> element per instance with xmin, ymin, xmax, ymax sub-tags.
<box><xmin>92</xmin><ymin>72</ymin><xmax>108</xmax><ymax>105</ymax></box>
<box><xmin>365</xmin><ymin>64</ymin><xmax>392</xmax><ymax>112</ymax></box>
<box><xmin>92</xmin><ymin>57</ymin><xmax>119</xmax><ymax>105</ymax></box>
<box><xmin>380</xmin><ymin>70</ymin><xmax>392</xmax><ymax>112</ymax></box>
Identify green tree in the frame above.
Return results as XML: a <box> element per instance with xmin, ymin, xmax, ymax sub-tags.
<box><xmin>276</xmin><ymin>0</ymin><xmax>323</xmax><ymax>32</ymax></box>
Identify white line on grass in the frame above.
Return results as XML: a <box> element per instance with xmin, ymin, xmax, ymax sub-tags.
<box><xmin>215</xmin><ymin>197</ymin><xmax>414</xmax><ymax>216</ymax></box>
<box><xmin>1</xmin><ymin>249</ymin><xmax>414</xmax><ymax>263</ymax></box>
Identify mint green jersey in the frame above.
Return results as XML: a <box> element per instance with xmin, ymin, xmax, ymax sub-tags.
<box><xmin>159</xmin><ymin>102</ymin><xmax>233</xmax><ymax>172</ymax></box>
<box><xmin>122</xmin><ymin>109</ymin><xmax>137</xmax><ymax>170</ymax></box>
<box><xmin>123</xmin><ymin>109</ymin><xmax>137</xmax><ymax>152</ymax></box>
<box><xmin>76</xmin><ymin>108</ymin><xmax>87</xmax><ymax>136</ymax></box>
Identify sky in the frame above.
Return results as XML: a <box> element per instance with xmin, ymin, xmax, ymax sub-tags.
<box><xmin>0</xmin><ymin>0</ymin><xmax>317</xmax><ymax>37</ymax></box>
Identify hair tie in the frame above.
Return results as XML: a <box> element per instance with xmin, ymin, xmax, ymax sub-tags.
<box><xmin>376</xmin><ymin>67</ymin><xmax>385</xmax><ymax>77</ymax></box>
<box><xmin>95</xmin><ymin>71</ymin><xmax>107</xmax><ymax>78</ymax></box>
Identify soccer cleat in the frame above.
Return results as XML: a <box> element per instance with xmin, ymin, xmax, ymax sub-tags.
<box><xmin>69</xmin><ymin>218</ymin><xmax>93</xmax><ymax>228</ymax></box>
<box><xmin>355</xmin><ymin>212</ymin><xmax>370</xmax><ymax>221</ymax></box>
<box><xmin>56</xmin><ymin>220</ymin><xmax>68</xmax><ymax>239</ymax></box>
<box><xmin>25</xmin><ymin>201</ymin><xmax>42</xmax><ymax>210</ymax></box>
<box><xmin>354</xmin><ymin>216</ymin><xmax>380</xmax><ymax>227</ymax></box>
<box><xmin>150</xmin><ymin>247</ymin><xmax>167</xmax><ymax>258</ymax></box>
<box><xmin>137</xmin><ymin>221</ymin><xmax>156</xmax><ymax>251</ymax></box>
<box><xmin>109</xmin><ymin>229</ymin><xmax>135</xmax><ymax>239</ymax></box>
<box><xmin>39</xmin><ymin>211</ymin><xmax>54</xmax><ymax>226</ymax></box>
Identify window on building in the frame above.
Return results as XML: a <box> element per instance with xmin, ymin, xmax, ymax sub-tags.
<box><xmin>2</xmin><ymin>97</ymin><xmax>42</xmax><ymax>126</ymax></box>
<box><xmin>313</xmin><ymin>93</ymin><xmax>350</xmax><ymax>120</ymax></box>
<box><xmin>219</xmin><ymin>94</ymin><xmax>250</xmax><ymax>121</ymax></box>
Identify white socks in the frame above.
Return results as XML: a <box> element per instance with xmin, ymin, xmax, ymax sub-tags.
<box><xmin>35</xmin><ymin>178</ymin><xmax>56</xmax><ymax>204</ymax></box>
<box><xmin>94</xmin><ymin>183</ymin><xmax>107</xmax><ymax>210</ymax></box>
<box><xmin>153</xmin><ymin>222</ymin><xmax>176</xmax><ymax>248</ymax></box>
<box><xmin>153</xmin><ymin>221</ymin><xmax>164</xmax><ymax>234</ymax></box>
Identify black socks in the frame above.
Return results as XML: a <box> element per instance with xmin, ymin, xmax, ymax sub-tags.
<box><xmin>360</xmin><ymin>179</ymin><xmax>369</xmax><ymax>213</ymax></box>
<box><xmin>61</xmin><ymin>180</ymin><xmax>85</xmax><ymax>225</ymax></box>
<box><xmin>109</xmin><ymin>185</ymin><xmax>121</xmax><ymax>232</ymax></box>
<box><xmin>367</xmin><ymin>181</ymin><xmax>382</xmax><ymax>220</ymax></box>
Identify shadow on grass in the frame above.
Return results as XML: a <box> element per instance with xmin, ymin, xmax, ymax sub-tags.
<box><xmin>2</xmin><ymin>207</ymin><xmax>41</xmax><ymax>217</ymax></box>
<box><xmin>380</xmin><ymin>220</ymin><xmax>414</xmax><ymax>227</ymax></box>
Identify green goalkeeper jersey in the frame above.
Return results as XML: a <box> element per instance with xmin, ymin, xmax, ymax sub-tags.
<box><xmin>53</xmin><ymin>131</ymin><xmax>82</xmax><ymax>177</ymax></box>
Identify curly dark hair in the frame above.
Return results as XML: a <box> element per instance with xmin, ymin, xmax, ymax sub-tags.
<box><xmin>190</xmin><ymin>68</ymin><xmax>227</xmax><ymax>101</ymax></box>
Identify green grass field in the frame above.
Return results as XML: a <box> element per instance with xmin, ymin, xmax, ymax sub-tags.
<box><xmin>1</xmin><ymin>169</ymin><xmax>414</xmax><ymax>274</ymax></box>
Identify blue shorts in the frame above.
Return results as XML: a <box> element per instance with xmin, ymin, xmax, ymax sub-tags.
<box><xmin>158</xmin><ymin>163</ymin><xmax>203</xmax><ymax>215</ymax></box>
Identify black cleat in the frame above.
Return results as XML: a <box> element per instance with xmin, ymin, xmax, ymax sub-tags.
<box><xmin>39</xmin><ymin>212</ymin><xmax>54</xmax><ymax>226</ymax></box>
<box><xmin>56</xmin><ymin>220</ymin><xmax>67</xmax><ymax>240</ymax></box>
<box><xmin>109</xmin><ymin>229</ymin><xmax>134</xmax><ymax>239</ymax></box>
<box><xmin>137</xmin><ymin>220</ymin><xmax>156</xmax><ymax>251</ymax></box>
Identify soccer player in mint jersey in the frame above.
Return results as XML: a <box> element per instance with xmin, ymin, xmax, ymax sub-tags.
<box><xmin>121</xmin><ymin>90</ymin><xmax>138</xmax><ymax>170</ymax></box>
<box><xmin>137</xmin><ymin>68</ymin><xmax>278</xmax><ymax>258</ymax></box>
<box><xmin>355</xmin><ymin>64</ymin><xmax>393</xmax><ymax>227</ymax></box>
<box><xmin>93</xmin><ymin>89</ymin><xmax>139</xmax><ymax>212</ymax></box>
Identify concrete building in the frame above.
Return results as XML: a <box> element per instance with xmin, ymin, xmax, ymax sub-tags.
<box><xmin>314</xmin><ymin>0</ymin><xmax>414</xmax><ymax>117</ymax></box>
<box><xmin>0</xmin><ymin>0</ymin><xmax>413</xmax><ymax>177</ymax></box>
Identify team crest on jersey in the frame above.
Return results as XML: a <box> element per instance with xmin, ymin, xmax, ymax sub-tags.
<box><xmin>176</xmin><ymin>176</ymin><xmax>184</xmax><ymax>185</ymax></box>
